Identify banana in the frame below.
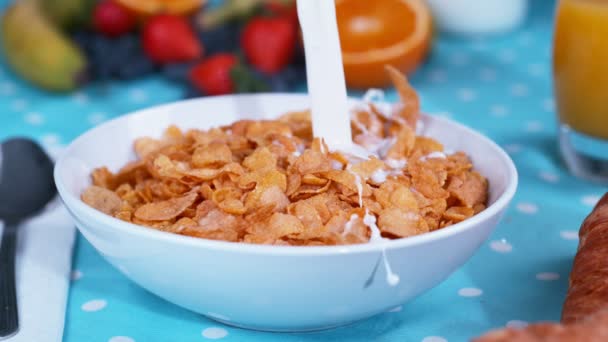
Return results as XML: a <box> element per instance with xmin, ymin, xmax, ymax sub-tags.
<box><xmin>1</xmin><ymin>0</ymin><xmax>87</xmax><ymax>92</ymax></box>
<box><xmin>41</xmin><ymin>0</ymin><xmax>95</xmax><ymax>30</ymax></box>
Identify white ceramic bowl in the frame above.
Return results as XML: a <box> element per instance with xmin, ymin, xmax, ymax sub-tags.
<box><xmin>55</xmin><ymin>94</ymin><xmax>517</xmax><ymax>332</ymax></box>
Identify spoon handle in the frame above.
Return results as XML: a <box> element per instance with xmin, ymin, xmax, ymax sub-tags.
<box><xmin>0</xmin><ymin>225</ymin><xmax>18</xmax><ymax>338</ymax></box>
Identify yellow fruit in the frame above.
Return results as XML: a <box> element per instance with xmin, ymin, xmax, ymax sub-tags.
<box><xmin>41</xmin><ymin>0</ymin><xmax>96</xmax><ymax>30</ymax></box>
<box><xmin>1</xmin><ymin>0</ymin><xmax>87</xmax><ymax>92</ymax></box>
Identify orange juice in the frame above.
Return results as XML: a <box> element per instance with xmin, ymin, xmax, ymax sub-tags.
<box><xmin>554</xmin><ymin>0</ymin><xmax>608</xmax><ymax>140</ymax></box>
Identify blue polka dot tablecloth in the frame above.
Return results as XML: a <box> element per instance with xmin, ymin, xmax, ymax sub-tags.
<box><xmin>1</xmin><ymin>1</ymin><xmax>606</xmax><ymax>341</ymax></box>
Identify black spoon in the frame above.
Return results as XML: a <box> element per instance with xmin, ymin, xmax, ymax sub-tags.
<box><xmin>0</xmin><ymin>138</ymin><xmax>56</xmax><ymax>338</ymax></box>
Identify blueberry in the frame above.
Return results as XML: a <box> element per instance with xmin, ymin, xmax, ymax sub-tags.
<box><xmin>279</xmin><ymin>65</ymin><xmax>303</xmax><ymax>87</ymax></box>
<box><xmin>71</xmin><ymin>30</ymin><xmax>96</xmax><ymax>54</ymax></box>
<box><xmin>267</xmin><ymin>74</ymin><xmax>289</xmax><ymax>92</ymax></box>
<box><xmin>198</xmin><ymin>23</ymin><xmax>240</xmax><ymax>55</ymax></box>
<box><xmin>108</xmin><ymin>35</ymin><xmax>140</xmax><ymax>71</ymax></box>
<box><xmin>94</xmin><ymin>59</ymin><xmax>113</xmax><ymax>80</ymax></box>
<box><xmin>90</xmin><ymin>35</ymin><xmax>114</xmax><ymax>58</ymax></box>
<box><xmin>114</xmin><ymin>33</ymin><xmax>140</xmax><ymax>56</ymax></box>
<box><xmin>116</xmin><ymin>54</ymin><xmax>156</xmax><ymax>80</ymax></box>
<box><xmin>292</xmin><ymin>46</ymin><xmax>306</xmax><ymax>67</ymax></box>
<box><xmin>107</xmin><ymin>54</ymin><xmax>128</xmax><ymax>76</ymax></box>
<box><xmin>248</xmin><ymin>65</ymin><xmax>306</xmax><ymax>92</ymax></box>
<box><xmin>183</xmin><ymin>85</ymin><xmax>205</xmax><ymax>99</ymax></box>
<box><xmin>88</xmin><ymin>36</ymin><xmax>115</xmax><ymax>79</ymax></box>
<box><xmin>162</xmin><ymin>62</ymin><xmax>195</xmax><ymax>83</ymax></box>
<box><xmin>72</xmin><ymin>30</ymin><xmax>157</xmax><ymax>81</ymax></box>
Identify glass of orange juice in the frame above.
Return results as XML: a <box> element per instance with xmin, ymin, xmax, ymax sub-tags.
<box><xmin>553</xmin><ymin>0</ymin><xmax>608</xmax><ymax>182</ymax></box>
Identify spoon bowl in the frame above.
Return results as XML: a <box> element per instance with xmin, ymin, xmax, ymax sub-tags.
<box><xmin>0</xmin><ymin>138</ymin><xmax>56</xmax><ymax>222</ymax></box>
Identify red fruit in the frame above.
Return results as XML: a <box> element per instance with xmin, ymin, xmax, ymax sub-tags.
<box><xmin>264</xmin><ymin>1</ymin><xmax>298</xmax><ymax>25</ymax></box>
<box><xmin>190</xmin><ymin>54</ymin><xmax>238</xmax><ymax>95</ymax></box>
<box><xmin>241</xmin><ymin>16</ymin><xmax>297</xmax><ymax>74</ymax></box>
<box><xmin>93</xmin><ymin>0</ymin><xmax>136</xmax><ymax>37</ymax></box>
<box><xmin>142</xmin><ymin>15</ymin><xmax>203</xmax><ymax>64</ymax></box>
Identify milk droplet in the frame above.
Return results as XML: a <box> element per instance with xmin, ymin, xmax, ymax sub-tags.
<box><xmin>371</xmin><ymin>169</ymin><xmax>388</xmax><ymax>183</ymax></box>
<box><xmin>363</xmin><ymin>210</ymin><xmax>400</xmax><ymax>286</ymax></box>
<box><xmin>348</xmin><ymin>169</ymin><xmax>364</xmax><ymax>207</ymax></box>
<box><xmin>420</xmin><ymin>151</ymin><xmax>447</xmax><ymax>161</ymax></box>
<box><xmin>386</xmin><ymin>158</ymin><xmax>407</xmax><ymax>169</ymax></box>
<box><xmin>343</xmin><ymin>214</ymin><xmax>359</xmax><ymax>236</ymax></box>
<box><xmin>363</xmin><ymin>88</ymin><xmax>385</xmax><ymax>103</ymax></box>
<box><xmin>364</xmin><ymin>210</ymin><xmax>382</xmax><ymax>241</ymax></box>
<box><xmin>383</xmin><ymin>249</ymin><xmax>400</xmax><ymax>286</ymax></box>
<box><xmin>331</xmin><ymin>160</ymin><xmax>343</xmax><ymax>170</ymax></box>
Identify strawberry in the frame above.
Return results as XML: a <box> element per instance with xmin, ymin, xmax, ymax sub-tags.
<box><xmin>189</xmin><ymin>54</ymin><xmax>238</xmax><ymax>95</ymax></box>
<box><xmin>142</xmin><ymin>15</ymin><xmax>203</xmax><ymax>64</ymax></box>
<box><xmin>264</xmin><ymin>0</ymin><xmax>298</xmax><ymax>25</ymax></box>
<box><xmin>241</xmin><ymin>16</ymin><xmax>297</xmax><ymax>74</ymax></box>
<box><xmin>93</xmin><ymin>0</ymin><xmax>136</xmax><ymax>37</ymax></box>
<box><xmin>189</xmin><ymin>54</ymin><xmax>269</xmax><ymax>96</ymax></box>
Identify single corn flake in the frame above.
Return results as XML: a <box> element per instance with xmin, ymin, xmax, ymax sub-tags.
<box><xmin>378</xmin><ymin>208</ymin><xmax>427</xmax><ymax>238</ymax></box>
<box><xmin>82</xmin><ymin>185</ymin><xmax>122</xmax><ymax>215</ymax></box>
<box><xmin>134</xmin><ymin>191</ymin><xmax>198</xmax><ymax>221</ymax></box>
<box><xmin>192</xmin><ymin>142</ymin><xmax>233</xmax><ymax>168</ymax></box>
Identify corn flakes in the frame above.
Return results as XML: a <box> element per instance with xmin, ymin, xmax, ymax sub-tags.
<box><xmin>82</xmin><ymin>68</ymin><xmax>488</xmax><ymax>246</ymax></box>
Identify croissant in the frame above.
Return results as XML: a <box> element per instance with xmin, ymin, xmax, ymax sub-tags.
<box><xmin>474</xmin><ymin>193</ymin><xmax>608</xmax><ymax>341</ymax></box>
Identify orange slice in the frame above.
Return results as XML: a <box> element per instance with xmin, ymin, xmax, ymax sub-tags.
<box><xmin>336</xmin><ymin>0</ymin><xmax>432</xmax><ymax>89</ymax></box>
<box><xmin>116</xmin><ymin>0</ymin><xmax>205</xmax><ymax>16</ymax></box>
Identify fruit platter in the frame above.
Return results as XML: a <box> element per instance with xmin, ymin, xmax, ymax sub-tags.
<box><xmin>0</xmin><ymin>0</ymin><xmax>431</xmax><ymax>97</ymax></box>
<box><xmin>0</xmin><ymin>0</ymin><xmax>306</xmax><ymax>96</ymax></box>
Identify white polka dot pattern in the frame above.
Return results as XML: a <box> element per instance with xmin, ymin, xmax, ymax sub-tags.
<box><xmin>458</xmin><ymin>88</ymin><xmax>477</xmax><ymax>102</ymax></box>
<box><xmin>490</xmin><ymin>240</ymin><xmax>513</xmax><ymax>253</ymax></box>
<box><xmin>422</xmin><ymin>336</ymin><xmax>448</xmax><ymax>342</ymax></box>
<box><xmin>516</xmin><ymin>202</ymin><xmax>538</xmax><ymax>214</ymax></box>
<box><xmin>0</xmin><ymin>81</ymin><xmax>16</xmax><ymax>96</ymax></box>
<box><xmin>539</xmin><ymin>171</ymin><xmax>559</xmax><ymax>183</ymax></box>
<box><xmin>24</xmin><ymin>112</ymin><xmax>44</xmax><ymax>125</ymax></box>
<box><xmin>510</xmin><ymin>83</ymin><xmax>529</xmax><ymax>97</ymax></box>
<box><xmin>71</xmin><ymin>270</ymin><xmax>83</xmax><ymax>281</ymax></box>
<box><xmin>506</xmin><ymin>320</ymin><xmax>528</xmax><ymax>329</ymax></box>
<box><xmin>202</xmin><ymin>327</ymin><xmax>228</xmax><ymax>339</ymax></box>
<box><xmin>560</xmin><ymin>230</ymin><xmax>578</xmax><ymax>240</ymax></box>
<box><xmin>458</xmin><ymin>288</ymin><xmax>483</xmax><ymax>297</ymax></box>
<box><xmin>490</xmin><ymin>105</ymin><xmax>508</xmax><ymax>117</ymax></box>
<box><xmin>388</xmin><ymin>306</ymin><xmax>402</xmax><ymax>312</ymax></box>
<box><xmin>536</xmin><ymin>272</ymin><xmax>560</xmax><ymax>281</ymax></box>
<box><xmin>129</xmin><ymin>89</ymin><xmax>148</xmax><ymax>103</ymax></box>
<box><xmin>582</xmin><ymin>195</ymin><xmax>600</xmax><ymax>207</ymax></box>
<box><xmin>109</xmin><ymin>337</ymin><xmax>135</xmax><ymax>342</ymax></box>
<box><xmin>81</xmin><ymin>299</ymin><xmax>107</xmax><ymax>312</ymax></box>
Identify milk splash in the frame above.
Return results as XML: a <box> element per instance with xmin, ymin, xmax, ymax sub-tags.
<box><xmin>297</xmin><ymin>0</ymin><xmax>400</xmax><ymax>287</ymax></box>
<box><xmin>363</xmin><ymin>210</ymin><xmax>400</xmax><ymax>287</ymax></box>
<box><xmin>347</xmin><ymin>161</ymin><xmax>400</xmax><ymax>287</ymax></box>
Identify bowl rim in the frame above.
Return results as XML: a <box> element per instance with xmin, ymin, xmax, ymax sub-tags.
<box><xmin>54</xmin><ymin>93</ymin><xmax>518</xmax><ymax>256</ymax></box>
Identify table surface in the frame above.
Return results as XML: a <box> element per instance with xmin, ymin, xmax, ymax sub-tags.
<box><xmin>1</xmin><ymin>1</ymin><xmax>606</xmax><ymax>341</ymax></box>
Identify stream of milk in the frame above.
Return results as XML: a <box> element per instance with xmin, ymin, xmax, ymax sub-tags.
<box><xmin>297</xmin><ymin>0</ymin><xmax>401</xmax><ymax>286</ymax></box>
